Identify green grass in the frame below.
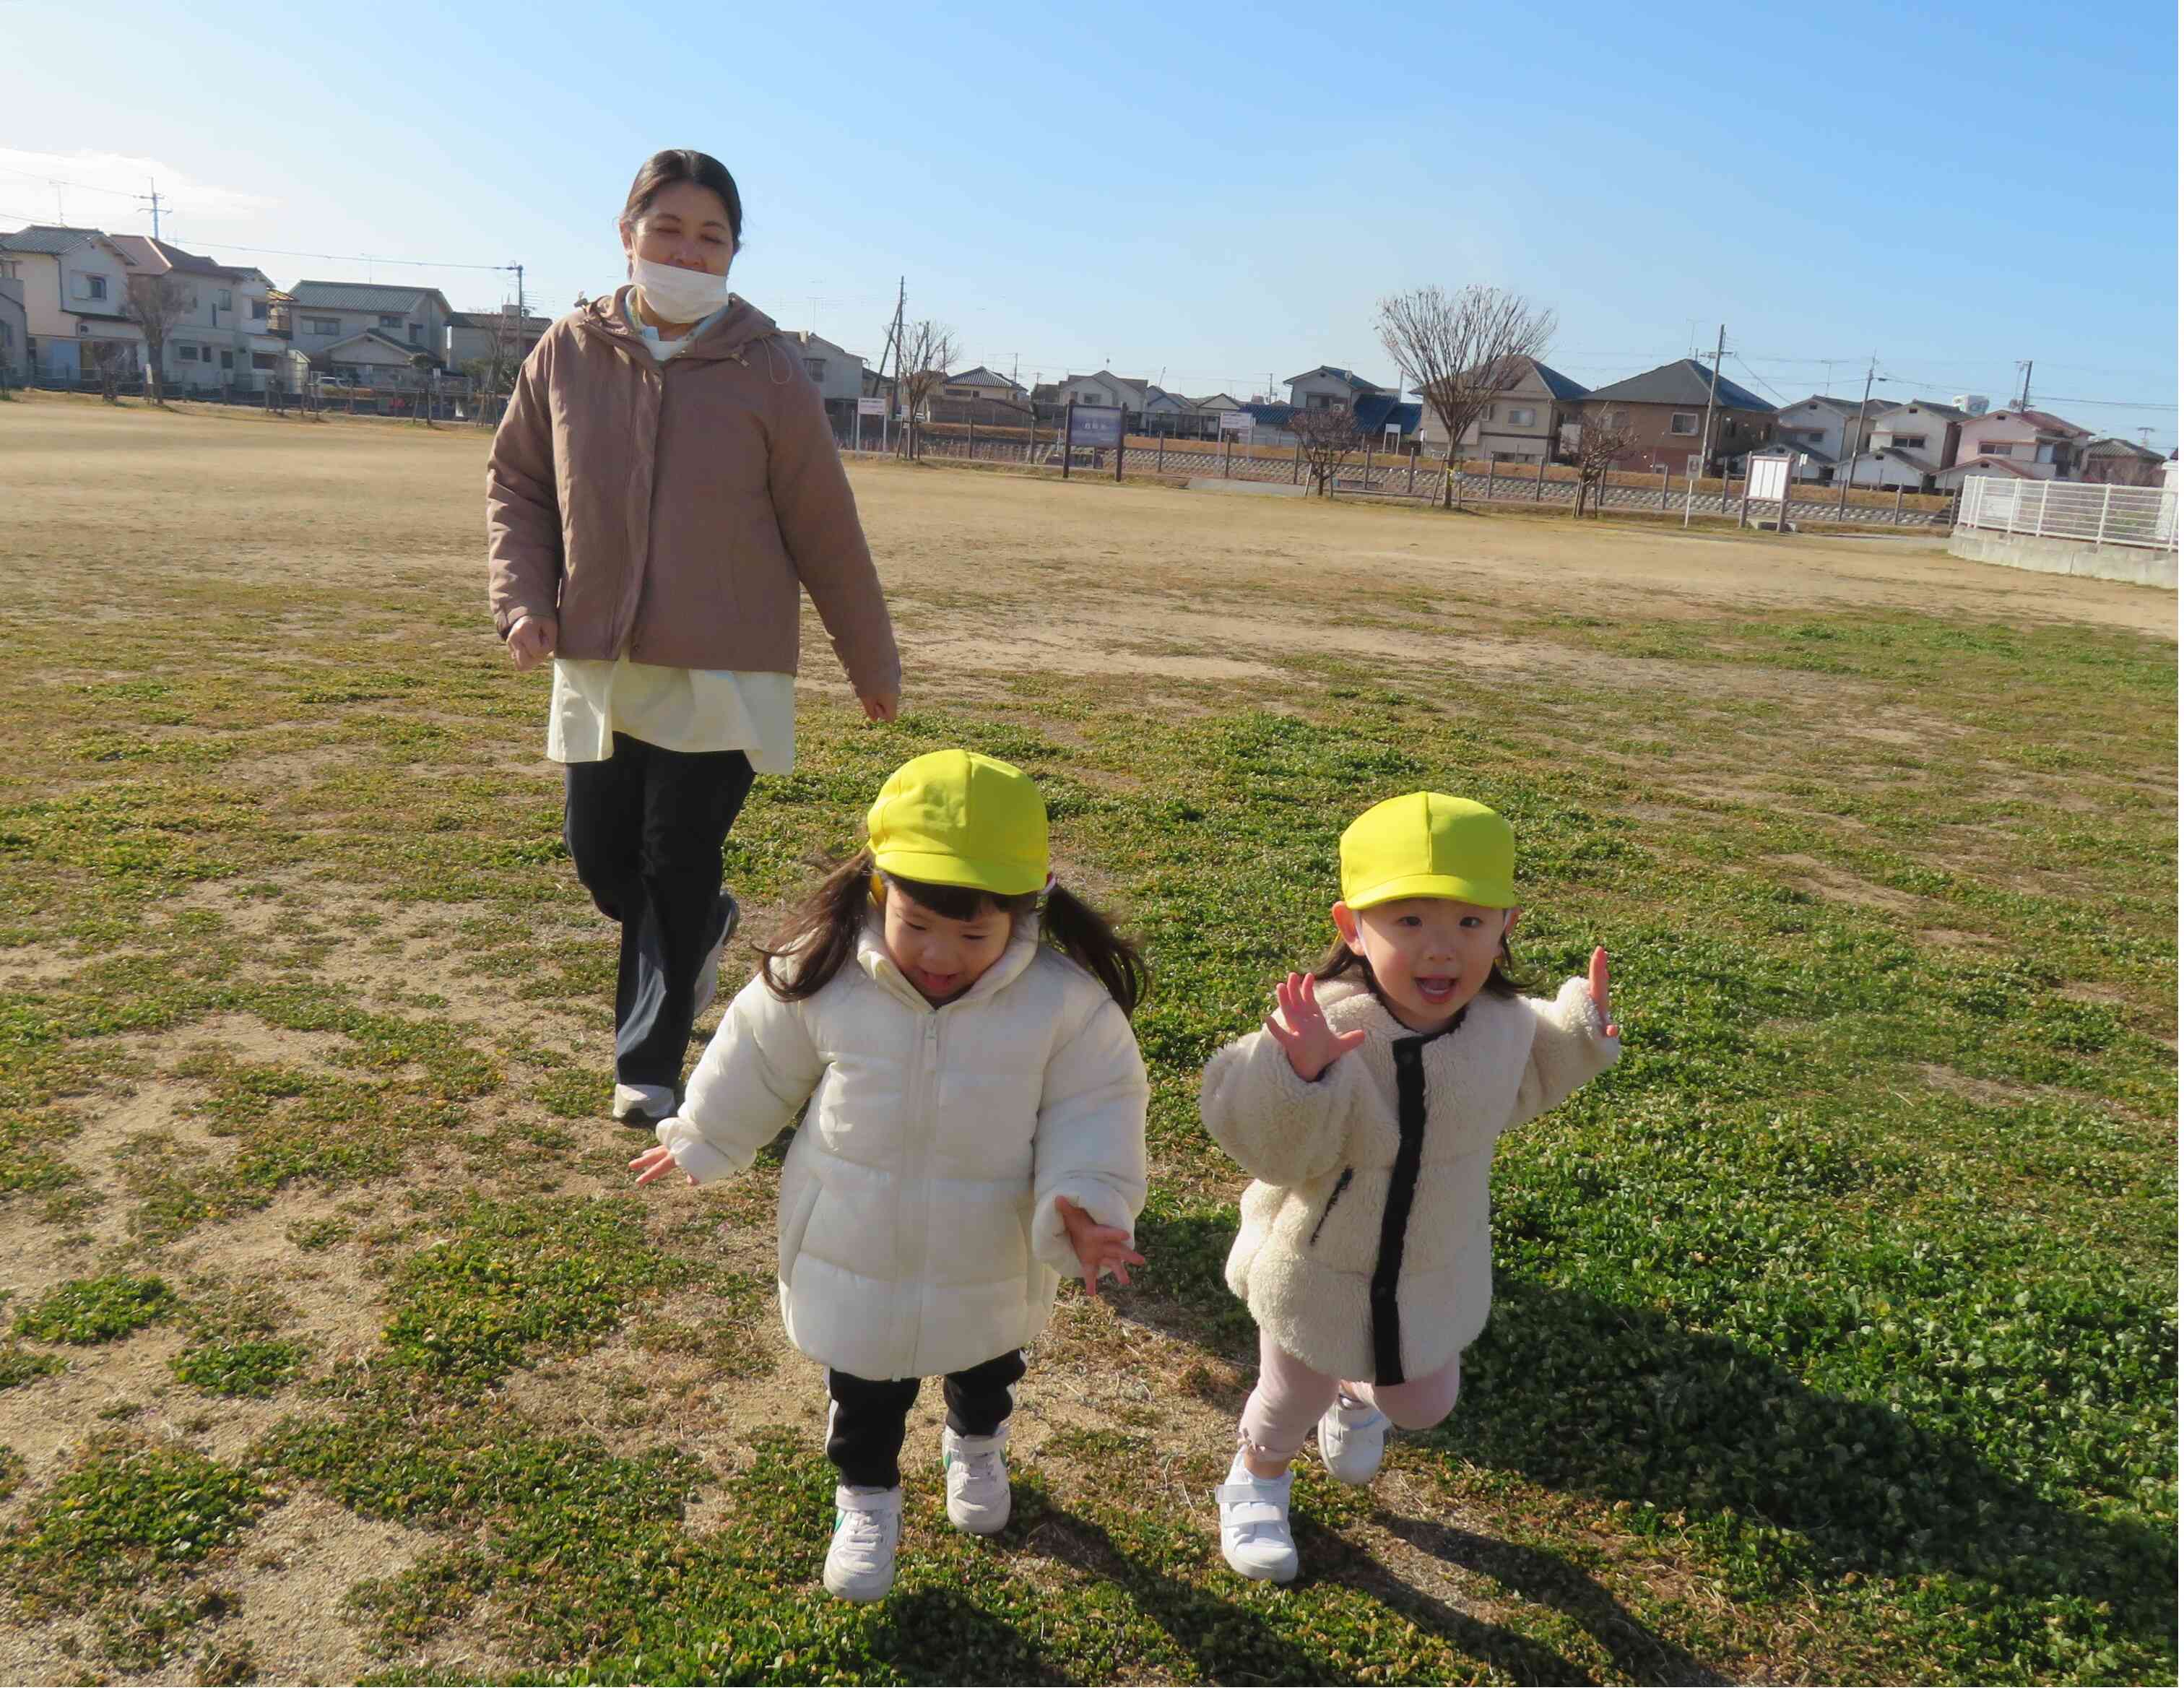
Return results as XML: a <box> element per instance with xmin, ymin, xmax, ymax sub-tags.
<box><xmin>0</xmin><ymin>416</ymin><xmax>2172</xmax><ymax>1682</ymax></box>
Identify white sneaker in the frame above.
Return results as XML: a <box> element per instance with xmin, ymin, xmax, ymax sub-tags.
<box><xmin>693</xmin><ymin>893</ymin><xmax>741</xmax><ymax>1013</ymax></box>
<box><xmin>941</xmin><ymin>1420</ymin><xmax>1011</xmax><ymax>1534</ymax></box>
<box><xmin>1317</xmin><ymin>1393</ymin><xmax>1390</xmax><ymax>1486</ymax></box>
<box><xmin>612</xmin><ymin>1081</ymin><xmax>677</xmax><ymax>1125</ymax></box>
<box><xmin>824</xmin><ymin>1484</ymin><xmax>901</xmax><ymax>1602</ymax></box>
<box><xmin>1214</xmin><ymin>1454</ymin><xmax>1298</xmax><ymax>1583</ymax></box>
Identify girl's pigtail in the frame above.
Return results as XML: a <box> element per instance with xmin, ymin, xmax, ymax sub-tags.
<box><xmin>760</xmin><ymin>850</ymin><xmax>876</xmax><ymax>1001</ymax></box>
<box><xmin>1041</xmin><ymin>884</ymin><xmax>1148</xmax><ymax>1017</ymax></box>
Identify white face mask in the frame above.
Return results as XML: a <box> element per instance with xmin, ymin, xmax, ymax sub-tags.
<box><xmin>630</xmin><ymin>254</ymin><xmax>728</xmax><ymax>324</ymax></box>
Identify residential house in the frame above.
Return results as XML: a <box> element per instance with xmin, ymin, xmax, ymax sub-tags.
<box><xmin>1285</xmin><ymin>365</ymin><xmax>1389</xmax><ymax>412</ymax></box>
<box><xmin>1944</xmin><ymin>407</ymin><xmax>2092</xmax><ymax>479</ymax></box>
<box><xmin>1237</xmin><ymin>401</ymin><xmax>1299</xmax><ymax>446</ymax></box>
<box><xmin>1580</xmin><ymin>358</ymin><xmax>1774</xmax><ymax>474</ymax></box>
<box><xmin>107</xmin><ymin>235</ymin><xmax>282</xmax><ymax>391</ymax></box>
<box><xmin>1416</xmin><ymin>356</ymin><xmax>1590</xmax><ymax>464</ymax></box>
<box><xmin>1772</xmin><ymin>395</ymin><xmax>1879</xmax><ymax>480</ymax></box>
<box><xmin>1931</xmin><ymin>454</ymin><xmax>2047</xmax><ymax>492</ymax></box>
<box><xmin>938</xmin><ymin>365</ymin><xmax>1025</xmax><ymax>404</ymax></box>
<box><xmin>316</xmin><ymin>329</ymin><xmax>441</xmax><ymax>393</ymax></box>
<box><xmin>1140</xmin><ymin>386</ymin><xmax>1213</xmax><ymax>437</ymax></box>
<box><xmin>446</xmin><ymin>306</ymin><xmax>553</xmax><ymax>378</ymax></box>
<box><xmin>783</xmin><ymin>329</ymin><xmax>870</xmax><ymax>428</ymax></box>
<box><xmin>1355</xmin><ymin>390</ymin><xmax>1424</xmax><ymax>446</ymax></box>
<box><xmin>287</xmin><ymin>281</ymin><xmax>452</xmax><ymax>365</ymax></box>
<box><xmin>1193</xmin><ymin>391</ymin><xmax>1247</xmax><ymax>417</ymax></box>
<box><xmin>0</xmin><ymin>225</ymin><xmax>145</xmax><ymax>381</ymax></box>
<box><xmin>2077</xmin><ymin>437</ymin><xmax>2169</xmax><ymax>487</ymax></box>
<box><xmin>0</xmin><ymin>278</ymin><xmax>26</xmax><ymax>384</ymax></box>
<box><xmin>1053</xmin><ymin>371</ymin><xmax>1148</xmax><ymax>423</ymax></box>
<box><xmin>1830</xmin><ymin>399</ymin><xmax>1971</xmax><ymax>490</ymax></box>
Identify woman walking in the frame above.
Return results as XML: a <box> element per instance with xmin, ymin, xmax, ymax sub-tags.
<box><xmin>488</xmin><ymin>148</ymin><xmax>900</xmax><ymax>1125</ymax></box>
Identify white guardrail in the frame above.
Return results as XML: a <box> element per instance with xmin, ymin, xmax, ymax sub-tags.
<box><xmin>1957</xmin><ymin>475</ymin><xmax>2178</xmax><ymax>551</ymax></box>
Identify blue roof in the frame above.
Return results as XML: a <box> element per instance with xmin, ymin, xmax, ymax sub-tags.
<box><xmin>1242</xmin><ymin>402</ymin><xmax>1296</xmax><ymax>426</ymax></box>
<box><xmin>1354</xmin><ymin>394</ymin><xmax>1422</xmax><ymax>435</ymax></box>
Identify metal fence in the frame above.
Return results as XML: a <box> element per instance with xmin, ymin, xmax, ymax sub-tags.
<box><xmin>1956</xmin><ymin>475</ymin><xmax>2178</xmax><ymax>551</ymax></box>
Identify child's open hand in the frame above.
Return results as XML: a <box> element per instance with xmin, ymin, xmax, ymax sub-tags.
<box><xmin>1054</xmin><ymin>1196</ymin><xmax>1145</xmax><ymax>1296</ymax></box>
<box><xmin>1265</xmin><ymin>971</ymin><xmax>1368</xmax><ymax>1081</ymax></box>
<box><xmin>1589</xmin><ymin>947</ymin><xmax>1620</xmax><ymax>1039</ymax></box>
<box><xmin>629</xmin><ymin>1146</ymin><xmax>696</xmax><ymax>1187</ymax></box>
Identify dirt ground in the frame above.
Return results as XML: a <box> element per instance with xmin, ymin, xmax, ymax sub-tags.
<box><xmin>0</xmin><ymin>397</ymin><xmax>2172</xmax><ymax>1685</ymax></box>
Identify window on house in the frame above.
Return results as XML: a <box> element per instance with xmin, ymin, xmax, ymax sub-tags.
<box><xmin>220</xmin><ymin>350</ymin><xmax>233</xmax><ymax>369</ymax></box>
<box><xmin>380</xmin><ymin>314</ymin><xmax>402</xmax><ymax>329</ymax></box>
<box><xmin>74</xmin><ymin>273</ymin><xmax>108</xmax><ymax>301</ymax></box>
<box><xmin>1606</xmin><ymin>408</ymin><xmax>1629</xmax><ymax>428</ymax></box>
<box><xmin>807</xmin><ymin>358</ymin><xmax>828</xmax><ymax>383</ymax></box>
<box><xmin>1509</xmin><ymin>407</ymin><xmax>1537</xmax><ymax>427</ymax></box>
<box><xmin>1894</xmin><ymin>433</ymin><xmax>1927</xmax><ymax>450</ymax></box>
<box><xmin>945</xmin><ymin>386</ymin><xmax>971</xmax><ymax>397</ymax></box>
<box><xmin>179</xmin><ymin>344</ymin><xmax>200</xmax><ymax>361</ymax></box>
<box><xmin>251</xmin><ymin>299</ymin><xmax>266</xmax><ymax>321</ymax></box>
<box><xmin>0</xmin><ymin>324</ymin><xmax>12</xmax><ymax>350</ymax></box>
<box><xmin>408</xmin><ymin>323</ymin><xmax>422</xmax><ymax>345</ymax></box>
<box><xmin>215</xmin><ymin>288</ymin><xmax>232</xmax><ymax>311</ymax></box>
<box><xmin>307</xmin><ymin>316</ymin><xmax>340</xmax><ymax>336</ymax></box>
<box><xmin>1670</xmin><ymin>412</ymin><xmax>1700</xmax><ymax>435</ymax></box>
<box><xmin>0</xmin><ymin>260</ymin><xmax>17</xmax><ymax>279</ymax></box>
<box><xmin>252</xmin><ymin>352</ymin><xmax>277</xmax><ymax>370</ymax></box>
<box><xmin>1978</xmin><ymin>441</ymin><xmax>2015</xmax><ymax>456</ymax></box>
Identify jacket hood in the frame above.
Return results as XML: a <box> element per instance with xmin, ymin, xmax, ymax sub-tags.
<box><xmin>572</xmin><ymin>285</ymin><xmax>779</xmax><ymax>361</ymax></box>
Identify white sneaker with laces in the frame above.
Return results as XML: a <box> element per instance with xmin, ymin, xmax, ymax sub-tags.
<box><xmin>824</xmin><ymin>1484</ymin><xmax>902</xmax><ymax>1602</ymax></box>
<box><xmin>1214</xmin><ymin>1454</ymin><xmax>1298</xmax><ymax>1583</ymax></box>
<box><xmin>1317</xmin><ymin>1393</ymin><xmax>1390</xmax><ymax>1486</ymax></box>
<box><xmin>693</xmin><ymin>893</ymin><xmax>741</xmax><ymax>1014</ymax></box>
<box><xmin>941</xmin><ymin>1420</ymin><xmax>1011</xmax><ymax>1534</ymax></box>
<box><xmin>612</xmin><ymin>1081</ymin><xmax>677</xmax><ymax>1125</ymax></box>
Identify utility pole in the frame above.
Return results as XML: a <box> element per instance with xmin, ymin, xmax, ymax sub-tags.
<box><xmin>509</xmin><ymin>264</ymin><xmax>524</xmax><ymax>320</ymax></box>
<box><xmin>1836</xmin><ymin>355</ymin><xmax>1876</xmax><ymax>522</ymax></box>
<box><xmin>137</xmin><ymin>178</ymin><xmax>165</xmax><ymax>239</ymax></box>
<box><xmin>2015</xmin><ymin>360</ymin><xmax>2033</xmax><ymax>410</ymax></box>
<box><xmin>1683</xmin><ymin>323</ymin><xmax>1726</xmax><ymax>528</ymax></box>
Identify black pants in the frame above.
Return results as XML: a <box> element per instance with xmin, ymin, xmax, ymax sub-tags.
<box><xmin>826</xmin><ymin>1350</ymin><xmax>1026</xmax><ymax>1490</ymax></box>
<box><xmin>563</xmin><ymin>734</ymin><xmax>755</xmax><ymax>1093</ymax></box>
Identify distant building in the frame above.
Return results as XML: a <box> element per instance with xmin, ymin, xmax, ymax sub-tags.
<box><xmin>2077</xmin><ymin>436</ymin><xmax>2169</xmax><ymax>488</ymax></box>
<box><xmin>1580</xmin><ymin>358</ymin><xmax>1775</xmax><ymax>474</ymax></box>
<box><xmin>1285</xmin><ymin>364</ymin><xmax>1389</xmax><ymax>413</ymax></box>
<box><xmin>446</xmin><ymin>306</ymin><xmax>552</xmax><ymax>376</ymax></box>
<box><xmin>1416</xmin><ymin>355</ymin><xmax>1590</xmax><ymax>464</ymax></box>
<box><xmin>1946</xmin><ymin>407</ymin><xmax>2092</xmax><ymax>477</ymax></box>
<box><xmin>0</xmin><ymin>225</ymin><xmax>145</xmax><ymax>381</ymax></box>
<box><xmin>0</xmin><ymin>277</ymin><xmax>26</xmax><ymax>384</ymax></box>
<box><xmin>287</xmin><ymin>280</ymin><xmax>452</xmax><ymax>365</ymax></box>
<box><xmin>938</xmin><ymin>365</ymin><xmax>1026</xmax><ymax>404</ymax></box>
<box><xmin>108</xmin><ymin>235</ymin><xmax>282</xmax><ymax>391</ymax></box>
<box><xmin>1829</xmin><ymin>399</ymin><xmax>1972</xmax><ymax>490</ymax></box>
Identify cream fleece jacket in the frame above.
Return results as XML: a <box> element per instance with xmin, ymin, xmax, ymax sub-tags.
<box><xmin>655</xmin><ymin>917</ymin><xmax>1149</xmax><ymax>1382</ymax></box>
<box><xmin>1202</xmin><ymin>974</ymin><xmax>1618</xmax><ymax>1385</ymax></box>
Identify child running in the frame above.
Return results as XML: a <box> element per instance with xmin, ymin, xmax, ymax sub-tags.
<box><xmin>631</xmin><ymin>749</ymin><xmax>1151</xmax><ymax>1602</ymax></box>
<box><xmin>1200</xmin><ymin>791</ymin><xmax>1621</xmax><ymax>1583</ymax></box>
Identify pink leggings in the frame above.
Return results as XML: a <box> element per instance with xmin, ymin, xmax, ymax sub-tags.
<box><xmin>1237</xmin><ymin>1328</ymin><xmax>1465</xmax><ymax>1463</ymax></box>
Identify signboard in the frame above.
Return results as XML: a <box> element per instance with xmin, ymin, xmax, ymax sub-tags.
<box><xmin>1218</xmin><ymin>409</ymin><xmax>1252</xmax><ymax>436</ymax></box>
<box><xmin>1067</xmin><ymin>404</ymin><xmax>1124</xmax><ymax>449</ymax></box>
<box><xmin>856</xmin><ymin>397</ymin><xmax>886</xmax><ymax>417</ymax></box>
<box><xmin>1747</xmin><ymin>454</ymin><xmax>1791</xmax><ymax>503</ymax></box>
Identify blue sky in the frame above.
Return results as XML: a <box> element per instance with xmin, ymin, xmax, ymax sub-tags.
<box><xmin>5</xmin><ymin>1</ymin><xmax>2175</xmax><ymax>447</ymax></box>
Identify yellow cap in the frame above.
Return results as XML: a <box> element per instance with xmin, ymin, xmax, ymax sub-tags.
<box><xmin>1340</xmin><ymin>792</ymin><xmax>1515</xmax><ymax>911</ymax></box>
<box><xmin>867</xmin><ymin>750</ymin><xmax>1049</xmax><ymax>896</ymax></box>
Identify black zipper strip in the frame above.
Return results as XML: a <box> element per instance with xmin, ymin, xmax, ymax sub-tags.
<box><xmin>1371</xmin><ymin>1035</ymin><xmax>1430</xmax><ymax>1386</ymax></box>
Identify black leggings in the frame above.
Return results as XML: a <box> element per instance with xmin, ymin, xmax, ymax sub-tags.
<box><xmin>825</xmin><ymin>1351</ymin><xmax>1027</xmax><ymax>1489</ymax></box>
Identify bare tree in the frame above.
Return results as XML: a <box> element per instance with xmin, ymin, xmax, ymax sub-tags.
<box><xmin>1376</xmin><ymin>285</ymin><xmax>1557</xmax><ymax>509</ymax></box>
<box><xmin>124</xmin><ymin>273</ymin><xmax>192</xmax><ymax>406</ymax></box>
<box><xmin>1567</xmin><ymin>407</ymin><xmax>1639</xmax><ymax>518</ymax></box>
<box><xmin>409</xmin><ymin>351</ymin><xmax>438</xmax><ymax>425</ymax></box>
<box><xmin>893</xmin><ymin>319</ymin><xmax>958</xmax><ymax>459</ymax></box>
<box><xmin>1290</xmin><ymin>404</ymin><xmax>1363</xmax><ymax>497</ymax></box>
<box><xmin>90</xmin><ymin>339</ymin><xmax>137</xmax><ymax>404</ymax></box>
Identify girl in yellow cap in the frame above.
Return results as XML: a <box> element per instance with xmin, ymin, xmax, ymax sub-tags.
<box><xmin>629</xmin><ymin>750</ymin><xmax>1150</xmax><ymax>1602</ymax></box>
<box><xmin>1201</xmin><ymin>791</ymin><xmax>1620</xmax><ymax>1584</ymax></box>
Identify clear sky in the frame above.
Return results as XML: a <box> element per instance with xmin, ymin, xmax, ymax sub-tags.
<box><xmin>4</xmin><ymin>1</ymin><xmax>2175</xmax><ymax>448</ymax></box>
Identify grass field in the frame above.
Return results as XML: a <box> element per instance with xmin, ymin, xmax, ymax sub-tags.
<box><xmin>0</xmin><ymin>393</ymin><xmax>2174</xmax><ymax>1686</ymax></box>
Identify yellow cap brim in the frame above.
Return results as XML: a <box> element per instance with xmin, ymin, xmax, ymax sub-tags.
<box><xmin>872</xmin><ymin>847</ymin><xmax>1046</xmax><ymax>898</ymax></box>
<box><xmin>1345</xmin><ymin>871</ymin><xmax>1515</xmax><ymax>912</ymax></box>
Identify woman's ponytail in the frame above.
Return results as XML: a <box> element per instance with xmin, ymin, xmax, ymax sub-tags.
<box><xmin>760</xmin><ymin>850</ymin><xmax>876</xmax><ymax>1001</ymax></box>
<box><xmin>1041</xmin><ymin>884</ymin><xmax>1148</xmax><ymax>1017</ymax></box>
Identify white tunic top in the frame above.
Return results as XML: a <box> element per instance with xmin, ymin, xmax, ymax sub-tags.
<box><xmin>537</xmin><ymin>303</ymin><xmax>796</xmax><ymax>771</ymax></box>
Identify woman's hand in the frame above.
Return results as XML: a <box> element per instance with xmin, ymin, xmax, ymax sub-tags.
<box><xmin>507</xmin><ymin>615</ymin><xmax>558</xmax><ymax>672</ymax></box>
<box><xmin>629</xmin><ymin>1146</ymin><xmax>694</xmax><ymax>1187</ymax></box>
<box><xmin>1054</xmin><ymin>1196</ymin><xmax>1145</xmax><ymax>1296</ymax></box>
<box><xmin>1265</xmin><ymin>971</ymin><xmax>1367</xmax><ymax>1081</ymax></box>
<box><xmin>1589</xmin><ymin>947</ymin><xmax>1619</xmax><ymax>1039</ymax></box>
<box><xmin>859</xmin><ymin>691</ymin><xmax>900</xmax><ymax>724</ymax></box>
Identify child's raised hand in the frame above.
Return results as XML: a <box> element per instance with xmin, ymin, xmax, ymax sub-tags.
<box><xmin>1589</xmin><ymin>947</ymin><xmax>1620</xmax><ymax>1039</ymax></box>
<box><xmin>629</xmin><ymin>1146</ymin><xmax>696</xmax><ymax>1187</ymax></box>
<box><xmin>1265</xmin><ymin>971</ymin><xmax>1367</xmax><ymax>1081</ymax></box>
<box><xmin>1054</xmin><ymin>1196</ymin><xmax>1145</xmax><ymax>1296</ymax></box>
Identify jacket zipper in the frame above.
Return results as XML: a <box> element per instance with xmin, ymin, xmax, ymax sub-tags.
<box><xmin>1308</xmin><ymin>1166</ymin><xmax>1354</xmax><ymax>1247</ymax></box>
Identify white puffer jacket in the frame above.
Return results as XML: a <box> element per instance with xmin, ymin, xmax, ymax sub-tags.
<box><xmin>1202</xmin><ymin>974</ymin><xmax>1617</xmax><ymax>1386</ymax></box>
<box><xmin>655</xmin><ymin>917</ymin><xmax>1150</xmax><ymax>1382</ymax></box>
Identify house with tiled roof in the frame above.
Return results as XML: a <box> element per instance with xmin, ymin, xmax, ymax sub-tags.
<box><xmin>1285</xmin><ymin>365</ymin><xmax>1390</xmax><ymax>412</ymax></box>
<box><xmin>939</xmin><ymin>365</ymin><xmax>1026</xmax><ymax>404</ymax></box>
<box><xmin>446</xmin><ymin>306</ymin><xmax>555</xmax><ymax>380</ymax></box>
<box><xmin>2077</xmin><ymin>436</ymin><xmax>2169</xmax><ymax>488</ymax></box>
<box><xmin>108</xmin><ymin>235</ymin><xmax>283</xmax><ymax>391</ymax></box>
<box><xmin>1582</xmin><ymin>358</ymin><xmax>1776</xmax><ymax>474</ymax></box>
<box><xmin>1416</xmin><ymin>355</ymin><xmax>1590</xmax><ymax>464</ymax></box>
<box><xmin>287</xmin><ymin>280</ymin><xmax>452</xmax><ymax>364</ymax></box>
<box><xmin>1945</xmin><ymin>407</ymin><xmax>2093</xmax><ymax>478</ymax></box>
<box><xmin>1054</xmin><ymin>371</ymin><xmax>1150</xmax><ymax>423</ymax></box>
<box><xmin>0</xmin><ymin>225</ymin><xmax>145</xmax><ymax>381</ymax></box>
<box><xmin>1772</xmin><ymin>394</ymin><xmax>1884</xmax><ymax>478</ymax></box>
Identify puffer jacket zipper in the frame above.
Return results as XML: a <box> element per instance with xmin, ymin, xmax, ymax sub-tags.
<box><xmin>1308</xmin><ymin>1166</ymin><xmax>1355</xmax><ymax>1247</ymax></box>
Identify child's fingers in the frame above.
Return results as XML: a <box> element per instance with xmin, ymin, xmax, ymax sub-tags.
<box><xmin>1332</xmin><ymin>1029</ymin><xmax>1367</xmax><ymax>1056</ymax></box>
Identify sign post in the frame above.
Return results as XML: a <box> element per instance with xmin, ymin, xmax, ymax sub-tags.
<box><xmin>1746</xmin><ymin>451</ymin><xmax>1792</xmax><ymax>533</ymax></box>
<box><xmin>855</xmin><ymin>394</ymin><xmax>885</xmax><ymax>454</ymax></box>
<box><xmin>1063</xmin><ymin>403</ymin><xmax>1123</xmax><ymax>485</ymax></box>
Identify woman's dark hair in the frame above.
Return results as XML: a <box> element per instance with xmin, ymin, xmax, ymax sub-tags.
<box><xmin>762</xmin><ymin>851</ymin><xmax>1148</xmax><ymax>1016</ymax></box>
<box><xmin>1312</xmin><ymin>927</ymin><xmax>1532</xmax><ymax>1005</ymax></box>
<box><xmin>622</xmin><ymin>149</ymin><xmax>743</xmax><ymax>245</ymax></box>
